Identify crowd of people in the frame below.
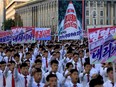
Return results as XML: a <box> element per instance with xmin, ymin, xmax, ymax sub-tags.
<box><xmin>0</xmin><ymin>38</ymin><xmax>116</xmax><ymax>87</ymax></box>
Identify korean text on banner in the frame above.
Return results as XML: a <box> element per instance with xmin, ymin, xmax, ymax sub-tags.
<box><xmin>35</xmin><ymin>28</ymin><xmax>51</xmax><ymax>40</ymax></box>
<box><xmin>11</xmin><ymin>27</ymin><xmax>35</xmax><ymax>43</ymax></box>
<box><xmin>88</xmin><ymin>27</ymin><xmax>116</xmax><ymax>64</ymax></box>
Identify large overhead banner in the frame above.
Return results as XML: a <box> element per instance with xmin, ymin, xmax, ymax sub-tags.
<box><xmin>58</xmin><ymin>0</ymin><xmax>84</xmax><ymax>40</ymax></box>
<box><xmin>11</xmin><ymin>27</ymin><xmax>35</xmax><ymax>43</ymax></box>
<box><xmin>88</xmin><ymin>27</ymin><xmax>116</xmax><ymax>64</ymax></box>
<box><xmin>35</xmin><ymin>28</ymin><xmax>51</xmax><ymax>40</ymax></box>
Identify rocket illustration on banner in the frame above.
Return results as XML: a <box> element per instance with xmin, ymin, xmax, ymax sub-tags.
<box><xmin>64</xmin><ymin>1</ymin><xmax>78</xmax><ymax>30</ymax></box>
<box><xmin>59</xmin><ymin>1</ymin><xmax>82</xmax><ymax>36</ymax></box>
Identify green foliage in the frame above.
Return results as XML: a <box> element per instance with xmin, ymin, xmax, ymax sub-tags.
<box><xmin>2</xmin><ymin>19</ymin><xmax>15</xmax><ymax>30</ymax></box>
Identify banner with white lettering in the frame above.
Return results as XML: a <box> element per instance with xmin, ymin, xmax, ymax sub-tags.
<box><xmin>88</xmin><ymin>27</ymin><xmax>116</xmax><ymax>64</ymax></box>
<box><xmin>58</xmin><ymin>0</ymin><xmax>84</xmax><ymax>40</ymax></box>
<box><xmin>35</xmin><ymin>28</ymin><xmax>51</xmax><ymax>40</ymax></box>
<box><xmin>11</xmin><ymin>27</ymin><xmax>35</xmax><ymax>43</ymax></box>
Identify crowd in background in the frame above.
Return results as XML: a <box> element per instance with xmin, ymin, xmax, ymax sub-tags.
<box><xmin>0</xmin><ymin>38</ymin><xmax>116</xmax><ymax>87</ymax></box>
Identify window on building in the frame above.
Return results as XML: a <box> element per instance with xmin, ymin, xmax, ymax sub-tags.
<box><xmin>90</xmin><ymin>1</ymin><xmax>93</xmax><ymax>7</ymax></box>
<box><xmin>93</xmin><ymin>1</ymin><xmax>96</xmax><ymax>7</ymax></box>
<box><xmin>113</xmin><ymin>20</ymin><xmax>115</xmax><ymax>25</ymax></box>
<box><xmin>100</xmin><ymin>11</ymin><xmax>103</xmax><ymax>16</ymax></box>
<box><xmin>86</xmin><ymin>19</ymin><xmax>89</xmax><ymax>25</ymax></box>
<box><xmin>100</xmin><ymin>19</ymin><xmax>103</xmax><ymax>25</ymax></box>
<box><xmin>97</xmin><ymin>2</ymin><xmax>100</xmax><ymax>6</ymax></box>
<box><xmin>100</xmin><ymin>2</ymin><xmax>103</xmax><ymax>7</ymax></box>
<box><xmin>86</xmin><ymin>10</ymin><xmax>89</xmax><ymax>16</ymax></box>
<box><xmin>93</xmin><ymin>11</ymin><xmax>96</xmax><ymax>17</ymax></box>
<box><xmin>93</xmin><ymin>19</ymin><xmax>96</xmax><ymax>25</ymax></box>
<box><xmin>86</xmin><ymin>1</ymin><xmax>89</xmax><ymax>7</ymax></box>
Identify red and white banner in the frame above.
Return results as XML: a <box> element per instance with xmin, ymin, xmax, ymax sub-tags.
<box><xmin>88</xmin><ymin>26</ymin><xmax>116</xmax><ymax>64</ymax></box>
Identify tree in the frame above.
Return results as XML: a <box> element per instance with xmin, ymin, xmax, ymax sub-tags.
<box><xmin>15</xmin><ymin>13</ymin><xmax>23</xmax><ymax>27</ymax></box>
<box><xmin>2</xmin><ymin>19</ymin><xmax>15</xmax><ymax>30</ymax></box>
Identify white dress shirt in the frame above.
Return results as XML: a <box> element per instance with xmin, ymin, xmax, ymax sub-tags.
<box><xmin>64</xmin><ymin>70</ymin><xmax>71</xmax><ymax>83</ymax></box>
<box><xmin>64</xmin><ymin>81</ymin><xmax>82</xmax><ymax>87</ymax></box>
<box><xmin>3</xmin><ymin>56</ymin><xmax>9</xmax><ymax>63</ymax></box>
<box><xmin>32</xmin><ymin>81</ymin><xmax>45</xmax><ymax>87</ymax></box>
<box><xmin>95</xmin><ymin>64</ymin><xmax>102</xmax><ymax>73</ymax></box>
<box><xmin>0</xmin><ymin>55</ymin><xmax>3</xmax><ymax>62</ymax></box>
<box><xmin>14</xmin><ymin>68</ymin><xmax>31</xmax><ymax>87</ymax></box>
<box><xmin>0</xmin><ymin>70</ymin><xmax>5</xmax><ymax>87</ymax></box>
<box><xmin>99</xmin><ymin>67</ymin><xmax>108</xmax><ymax>82</ymax></box>
<box><xmin>78</xmin><ymin>58</ymin><xmax>85</xmax><ymax>72</ymax></box>
<box><xmin>42</xmin><ymin>57</ymin><xmax>51</xmax><ymax>72</ymax></box>
<box><xmin>79</xmin><ymin>72</ymin><xmax>91</xmax><ymax>87</ymax></box>
<box><xmin>5</xmin><ymin>70</ymin><xmax>16</xmax><ymax>87</ymax></box>
<box><xmin>103</xmin><ymin>79</ymin><xmax>116</xmax><ymax>87</ymax></box>
<box><xmin>72</xmin><ymin>61</ymin><xmax>81</xmax><ymax>74</ymax></box>
<box><xmin>90</xmin><ymin>67</ymin><xmax>98</xmax><ymax>77</ymax></box>
<box><xmin>62</xmin><ymin>57</ymin><xmax>73</xmax><ymax>70</ymax></box>
<box><xmin>34</xmin><ymin>47</ymin><xmax>38</xmax><ymax>57</ymax></box>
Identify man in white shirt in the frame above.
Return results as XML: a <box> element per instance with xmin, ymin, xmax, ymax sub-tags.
<box><xmin>29</xmin><ymin>68</ymin><xmax>45</xmax><ymax>87</ymax></box>
<box><xmin>24</xmin><ymin>52</ymin><xmax>34</xmax><ymax>67</ymax></box>
<box><xmin>51</xmin><ymin>52</ymin><xmax>64</xmax><ymax>74</ymax></box>
<box><xmin>3</xmin><ymin>49</ymin><xmax>11</xmax><ymax>63</ymax></box>
<box><xmin>14</xmin><ymin>63</ymin><xmax>31</xmax><ymax>87</ymax></box>
<box><xmin>79</xmin><ymin>62</ymin><xmax>92</xmax><ymax>87</ymax></box>
<box><xmin>0</xmin><ymin>61</ymin><xmax>6</xmax><ymax>87</ymax></box>
<box><xmin>64</xmin><ymin>62</ymin><xmax>73</xmax><ymax>83</ymax></box>
<box><xmin>103</xmin><ymin>67</ymin><xmax>116</xmax><ymax>87</ymax></box>
<box><xmin>42</xmin><ymin>50</ymin><xmax>51</xmax><ymax>72</ymax></box>
<box><xmin>62</xmin><ymin>51</ymin><xmax>73</xmax><ymax>70</ymax></box>
<box><xmin>5</xmin><ymin>61</ymin><xmax>16</xmax><ymax>87</ymax></box>
<box><xmin>78</xmin><ymin>50</ymin><xmax>85</xmax><ymax>72</ymax></box>
<box><xmin>64</xmin><ymin>69</ymin><xmax>82</xmax><ymax>87</ymax></box>
<box><xmin>28</xmin><ymin>48</ymin><xmax>36</xmax><ymax>62</ymax></box>
<box><xmin>99</xmin><ymin>63</ymin><xmax>108</xmax><ymax>82</ymax></box>
<box><xmin>44</xmin><ymin>60</ymin><xmax>65</xmax><ymax>87</ymax></box>
<box><xmin>89</xmin><ymin>75</ymin><xmax>104</xmax><ymax>87</ymax></box>
<box><xmin>45</xmin><ymin>74</ymin><xmax>58</xmax><ymax>87</ymax></box>
<box><xmin>72</xmin><ymin>53</ymin><xmax>81</xmax><ymax>74</ymax></box>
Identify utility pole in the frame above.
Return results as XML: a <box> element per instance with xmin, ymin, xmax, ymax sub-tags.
<box><xmin>3</xmin><ymin>0</ymin><xmax>6</xmax><ymax>30</ymax></box>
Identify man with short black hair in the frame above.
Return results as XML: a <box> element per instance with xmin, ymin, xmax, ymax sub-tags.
<box><xmin>45</xmin><ymin>74</ymin><xmax>58</xmax><ymax>87</ymax></box>
<box><xmin>103</xmin><ymin>67</ymin><xmax>116</xmax><ymax>87</ymax></box>
<box><xmin>89</xmin><ymin>75</ymin><xmax>104</xmax><ymax>87</ymax></box>
<box><xmin>44</xmin><ymin>60</ymin><xmax>65</xmax><ymax>87</ymax></box>
<box><xmin>64</xmin><ymin>69</ymin><xmax>82</xmax><ymax>87</ymax></box>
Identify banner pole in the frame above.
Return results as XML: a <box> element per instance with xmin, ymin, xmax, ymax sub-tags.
<box><xmin>113</xmin><ymin>62</ymin><xmax>116</xmax><ymax>83</ymax></box>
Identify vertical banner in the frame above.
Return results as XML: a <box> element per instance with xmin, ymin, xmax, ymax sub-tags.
<box><xmin>58</xmin><ymin>0</ymin><xmax>84</xmax><ymax>40</ymax></box>
<box><xmin>0</xmin><ymin>31</ymin><xmax>12</xmax><ymax>43</ymax></box>
<box><xmin>35</xmin><ymin>28</ymin><xmax>51</xmax><ymax>40</ymax></box>
<box><xmin>11</xmin><ymin>27</ymin><xmax>35</xmax><ymax>43</ymax></box>
<box><xmin>88</xmin><ymin>27</ymin><xmax>116</xmax><ymax>64</ymax></box>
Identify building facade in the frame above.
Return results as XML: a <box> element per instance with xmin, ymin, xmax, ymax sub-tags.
<box><xmin>0</xmin><ymin>0</ymin><xmax>4</xmax><ymax>30</ymax></box>
<box><xmin>15</xmin><ymin>0</ymin><xmax>116</xmax><ymax>33</ymax></box>
<box><xmin>6</xmin><ymin>0</ymin><xmax>29</xmax><ymax>19</ymax></box>
<box><xmin>15</xmin><ymin>0</ymin><xmax>58</xmax><ymax>34</ymax></box>
<box><xmin>85</xmin><ymin>0</ymin><xmax>116</xmax><ymax>29</ymax></box>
